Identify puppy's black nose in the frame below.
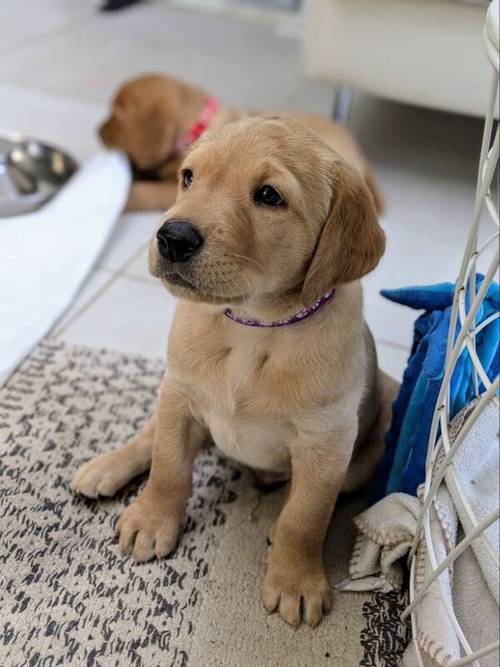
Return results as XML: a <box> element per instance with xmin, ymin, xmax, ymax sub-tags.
<box><xmin>156</xmin><ymin>219</ymin><xmax>204</xmax><ymax>263</ymax></box>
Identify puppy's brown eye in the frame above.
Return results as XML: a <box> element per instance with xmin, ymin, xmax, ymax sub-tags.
<box><xmin>182</xmin><ymin>169</ymin><xmax>193</xmax><ymax>189</ymax></box>
<box><xmin>254</xmin><ymin>185</ymin><xmax>284</xmax><ymax>207</ymax></box>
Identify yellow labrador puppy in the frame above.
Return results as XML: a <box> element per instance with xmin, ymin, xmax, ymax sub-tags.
<box><xmin>72</xmin><ymin>116</ymin><xmax>391</xmax><ymax>628</ymax></box>
<box><xmin>98</xmin><ymin>73</ymin><xmax>383</xmax><ymax>215</ymax></box>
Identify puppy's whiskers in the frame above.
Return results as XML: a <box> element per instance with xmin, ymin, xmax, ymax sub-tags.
<box><xmin>226</xmin><ymin>253</ymin><xmax>270</xmax><ymax>280</ymax></box>
<box><xmin>204</xmin><ymin>264</ymin><xmax>249</xmax><ymax>300</ymax></box>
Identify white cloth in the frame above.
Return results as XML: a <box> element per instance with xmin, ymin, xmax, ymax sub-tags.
<box><xmin>339</xmin><ymin>399</ymin><xmax>499</xmax><ymax>667</ymax></box>
<box><xmin>337</xmin><ymin>487</ymin><xmax>461</xmax><ymax>666</ymax></box>
<box><xmin>336</xmin><ymin>492</ymin><xmax>421</xmax><ymax>594</ymax></box>
<box><xmin>0</xmin><ymin>151</ymin><xmax>131</xmax><ymax>384</ymax></box>
<box><xmin>445</xmin><ymin>400</ymin><xmax>500</xmax><ymax>605</ymax></box>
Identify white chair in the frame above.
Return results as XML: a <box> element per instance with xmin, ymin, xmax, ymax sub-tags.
<box><xmin>402</xmin><ymin>1</ymin><xmax>499</xmax><ymax>663</ymax></box>
<box><xmin>303</xmin><ymin>0</ymin><xmax>493</xmax><ymax>121</ymax></box>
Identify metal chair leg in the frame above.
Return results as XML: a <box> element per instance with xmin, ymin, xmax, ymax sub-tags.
<box><xmin>332</xmin><ymin>85</ymin><xmax>353</xmax><ymax>125</ymax></box>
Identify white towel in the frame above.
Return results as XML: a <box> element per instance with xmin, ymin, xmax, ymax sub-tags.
<box><xmin>445</xmin><ymin>400</ymin><xmax>499</xmax><ymax>604</ymax></box>
<box><xmin>337</xmin><ymin>487</ymin><xmax>461</xmax><ymax>666</ymax></box>
<box><xmin>0</xmin><ymin>151</ymin><xmax>131</xmax><ymax>385</ymax></box>
<box><xmin>339</xmin><ymin>399</ymin><xmax>499</xmax><ymax>667</ymax></box>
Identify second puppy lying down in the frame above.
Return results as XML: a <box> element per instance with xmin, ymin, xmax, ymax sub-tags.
<box><xmin>73</xmin><ymin>116</ymin><xmax>394</xmax><ymax>627</ymax></box>
<box><xmin>98</xmin><ymin>73</ymin><xmax>383</xmax><ymax>214</ymax></box>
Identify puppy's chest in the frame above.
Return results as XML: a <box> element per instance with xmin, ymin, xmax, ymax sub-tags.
<box><xmin>177</xmin><ymin>335</ymin><xmax>284</xmax><ymax>417</ymax></box>
<box><xmin>173</xmin><ymin>334</ymin><xmax>296</xmax><ymax>470</ymax></box>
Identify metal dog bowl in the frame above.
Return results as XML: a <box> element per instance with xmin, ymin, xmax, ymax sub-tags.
<box><xmin>0</xmin><ymin>132</ymin><xmax>78</xmax><ymax>217</ymax></box>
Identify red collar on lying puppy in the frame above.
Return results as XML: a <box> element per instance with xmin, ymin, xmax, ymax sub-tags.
<box><xmin>139</xmin><ymin>96</ymin><xmax>219</xmax><ymax>177</ymax></box>
<box><xmin>174</xmin><ymin>96</ymin><xmax>218</xmax><ymax>155</ymax></box>
<box><xmin>224</xmin><ymin>289</ymin><xmax>336</xmax><ymax>328</ymax></box>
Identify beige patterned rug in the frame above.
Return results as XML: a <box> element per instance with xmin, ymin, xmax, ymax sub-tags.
<box><xmin>0</xmin><ymin>340</ymin><xmax>410</xmax><ymax>667</ymax></box>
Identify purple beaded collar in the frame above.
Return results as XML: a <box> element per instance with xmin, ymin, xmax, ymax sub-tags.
<box><xmin>223</xmin><ymin>289</ymin><xmax>335</xmax><ymax>328</ymax></box>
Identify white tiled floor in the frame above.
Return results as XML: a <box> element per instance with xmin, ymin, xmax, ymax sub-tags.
<box><xmin>1</xmin><ymin>0</ymin><xmax>486</xmax><ymax>381</ymax></box>
<box><xmin>52</xmin><ymin>268</ymin><xmax>116</xmax><ymax>336</ymax></box>
<box><xmin>97</xmin><ymin>212</ymin><xmax>158</xmax><ymax>273</ymax></box>
<box><xmin>58</xmin><ymin>274</ymin><xmax>176</xmax><ymax>359</ymax></box>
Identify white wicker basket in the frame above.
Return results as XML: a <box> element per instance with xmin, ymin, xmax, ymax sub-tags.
<box><xmin>402</xmin><ymin>1</ymin><xmax>500</xmax><ymax>665</ymax></box>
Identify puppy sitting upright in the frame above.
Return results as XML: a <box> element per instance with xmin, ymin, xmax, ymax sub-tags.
<box><xmin>73</xmin><ymin>116</ymin><xmax>389</xmax><ymax>627</ymax></box>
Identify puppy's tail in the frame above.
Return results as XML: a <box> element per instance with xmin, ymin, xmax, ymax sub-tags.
<box><xmin>365</xmin><ymin>166</ymin><xmax>385</xmax><ymax>217</ymax></box>
<box><xmin>342</xmin><ymin>369</ymin><xmax>398</xmax><ymax>493</ymax></box>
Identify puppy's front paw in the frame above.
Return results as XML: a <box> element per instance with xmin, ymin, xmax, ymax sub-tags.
<box><xmin>71</xmin><ymin>451</ymin><xmax>136</xmax><ymax>498</ymax></box>
<box><xmin>262</xmin><ymin>551</ymin><xmax>332</xmax><ymax>627</ymax></box>
<box><xmin>116</xmin><ymin>491</ymin><xmax>182</xmax><ymax>563</ymax></box>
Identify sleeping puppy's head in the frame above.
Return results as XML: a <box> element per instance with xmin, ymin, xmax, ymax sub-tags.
<box><xmin>149</xmin><ymin>116</ymin><xmax>385</xmax><ymax>307</ymax></box>
<box><xmin>99</xmin><ymin>74</ymin><xmax>205</xmax><ymax>172</ymax></box>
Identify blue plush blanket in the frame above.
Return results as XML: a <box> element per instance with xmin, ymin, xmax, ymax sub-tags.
<box><xmin>373</xmin><ymin>275</ymin><xmax>499</xmax><ymax>499</ymax></box>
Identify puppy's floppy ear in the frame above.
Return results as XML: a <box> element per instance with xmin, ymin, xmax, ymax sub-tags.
<box><xmin>142</xmin><ymin>102</ymin><xmax>176</xmax><ymax>147</ymax></box>
<box><xmin>301</xmin><ymin>158</ymin><xmax>385</xmax><ymax>306</ymax></box>
<box><xmin>133</xmin><ymin>103</ymin><xmax>177</xmax><ymax>170</ymax></box>
<box><xmin>98</xmin><ymin>116</ymin><xmax>117</xmax><ymax>146</ymax></box>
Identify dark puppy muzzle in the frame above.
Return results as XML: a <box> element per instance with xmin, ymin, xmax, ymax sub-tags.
<box><xmin>156</xmin><ymin>219</ymin><xmax>204</xmax><ymax>264</ymax></box>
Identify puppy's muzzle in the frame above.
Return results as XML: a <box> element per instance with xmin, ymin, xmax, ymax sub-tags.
<box><xmin>156</xmin><ymin>219</ymin><xmax>204</xmax><ymax>264</ymax></box>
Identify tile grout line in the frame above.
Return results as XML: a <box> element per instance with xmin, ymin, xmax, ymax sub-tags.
<box><xmin>0</xmin><ymin>13</ymin><xmax>96</xmax><ymax>58</ymax></box>
<box><xmin>97</xmin><ymin>262</ymin><xmax>157</xmax><ymax>286</ymax></box>
<box><xmin>54</xmin><ymin>242</ymin><xmax>151</xmax><ymax>338</ymax></box>
<box><xmin>376</xmin><ymin>338</ymin><xmax>411</xmax><ymax>352</ymax></box>
<box><xmin>114</xmin><ymin>241</ymin><xmax>151</xmax><ymax>279</ymax></box>
<box><xmin>52</xmin><ymin>268</ymin><xmax>118</xmax><ymax>338</ymax></box>
<box><xmin>116</xmin><ymin>272</ymin><xmax>157</xmax><ymax>286</ymax></box>
<box><xmin>99</xmin><ymin>243</ymin><xmax>157</xmax><ymax>285</ymax></box>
